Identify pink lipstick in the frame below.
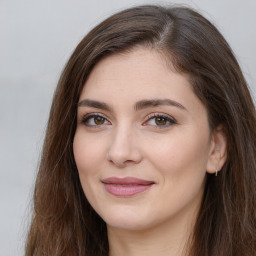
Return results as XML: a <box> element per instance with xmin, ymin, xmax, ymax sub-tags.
<box><xmin>102</xmin><ymin>177</ymin><xmax>155</xmax><ymax>197</ymax></box>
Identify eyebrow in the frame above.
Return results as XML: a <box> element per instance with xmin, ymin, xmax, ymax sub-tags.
<box><xmin>78</xmin><ymin>99</ymin><xmax>112</xmax><ymax>111</ymax></box>
<box><xmin>78</xmin><ymin>98</ymin><xmax>187</xmax><ymax>112</ymax></box>
<box><xmin>134</xmin><ymin>99</ymin><xmax>187</xmax><ymax>111</ymax></box>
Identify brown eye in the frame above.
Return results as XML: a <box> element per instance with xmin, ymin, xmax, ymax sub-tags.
<box><xmin>155</xmin><ymin>116</ymin><xmax>167</xmax><ymax>126</ymax></box>
<box><xmin>82</xmin><ymin>114</ymin><xmax>110</xmax><ymax>127</ymax></box>
<box><xmin>94</xmin><ymin>116</ymin><xmax>105</xmax><ymax>125</ymax></box>
<box><xmin>143</xmin><ymin>114</ymin><xmax>176</xmax><ymax>128</ymax></box>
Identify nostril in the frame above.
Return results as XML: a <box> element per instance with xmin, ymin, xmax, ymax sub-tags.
<box><xmin>106</xmin><ymin>132</ymin><xmax>143</xmax><ymax>166</ymax></box>
<box><xmin>107</xmin><ymin>152</ymin><xmax>142</xmax><ymax>168</ymax></box>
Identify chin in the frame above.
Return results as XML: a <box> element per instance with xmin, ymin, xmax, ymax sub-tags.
<box><xmin>99</xmin><ymin>206</ymin><xmax>153</xmax><ymax>231</ymax></box>
<box><xmin>105</xmin><ymin>217</ymin><xmax>150</xmax><ymax>231</ymax></box>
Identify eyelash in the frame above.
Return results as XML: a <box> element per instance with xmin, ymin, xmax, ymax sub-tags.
<box><xmin>81</xmin><ymin>113</ymin><xmax>111</xmax><ymax>128</ymax></box>
<box><xmin>143</xmin><ymin>113</ymin><xmax>177</xmax><ymax>128</ymax></box>
<box><xmin>80</xmin><ymin>113</ymin><xmax>177</xmax><ymax>129</ymax></box>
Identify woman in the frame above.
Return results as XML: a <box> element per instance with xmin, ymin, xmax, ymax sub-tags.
<box><xmin>25</xmin><ymin>5</ymin><xmax>256</xmax><ymax>256</ymax></box>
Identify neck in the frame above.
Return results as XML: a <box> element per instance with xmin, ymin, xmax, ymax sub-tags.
<box><xmin>107</xmin><ymin>211</ymin><xmax>195</xmax><ymax>256</ymax></box>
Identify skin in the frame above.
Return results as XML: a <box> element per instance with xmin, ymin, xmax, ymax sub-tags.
<box><xmin>73</xmin><ymin>47</ymin><xmax>227</xmax><ymax>256</ymax></box>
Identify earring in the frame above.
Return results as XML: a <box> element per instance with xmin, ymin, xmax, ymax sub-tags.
<box><xmin>215</xmin><ymin>170</ymin><xmax>218</xmax><ymax>176</ymax></box>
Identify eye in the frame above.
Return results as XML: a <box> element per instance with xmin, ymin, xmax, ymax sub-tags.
<box><xmin>143</xmin><ymin>114</ymin><xmax>177</xmax><ymax>128</ymax></box>
<box><xmin>81</xmin><ymin>114</ymin><xmax>111</xmax><ymax>127</ymax></box>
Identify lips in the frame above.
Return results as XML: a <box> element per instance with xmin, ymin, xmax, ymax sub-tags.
<box><xmin>101</xmin><ymin>177</ymin><xmax>155</xmax><ymax>197</ymax></box>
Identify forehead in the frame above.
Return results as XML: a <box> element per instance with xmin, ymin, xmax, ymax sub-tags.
<box><xmin>81</xmin><ymin>48</ymin><xmax>192</xmax><ymax>100</ymax></box>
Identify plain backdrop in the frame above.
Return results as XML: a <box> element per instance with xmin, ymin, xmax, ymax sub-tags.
<box><xmin>1</xmin><ymin>0</ymin><xmax>255</xmax><ymax>255</ymax></box>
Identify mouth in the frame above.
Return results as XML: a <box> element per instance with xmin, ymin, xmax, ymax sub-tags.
<box><xmin>101</xmin><ymin>177</ymin><xmax>155</xmax><ymax>197</ymax></box>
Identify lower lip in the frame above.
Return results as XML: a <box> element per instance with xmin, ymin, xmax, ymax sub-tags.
<box><xmin>103</xmin><ymin>183</ymin><xmax>153</xmax><ymax>197</ymax></box>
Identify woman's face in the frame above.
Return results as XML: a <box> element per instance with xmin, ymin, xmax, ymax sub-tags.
<box><xmin>73</xmin><ymin>48</ymin><xmax>219</xmax><ymax>232</ymax></box>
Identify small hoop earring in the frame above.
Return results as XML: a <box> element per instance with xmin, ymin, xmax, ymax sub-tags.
<box><xmin>215</xmin><ymin>170</ymin><xmax>218</xmax><ymax>176</ymax></box>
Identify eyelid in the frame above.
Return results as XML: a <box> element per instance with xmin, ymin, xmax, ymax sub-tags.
<box><xmin>143</xmin><ymin>112</ymin><xmax>177</xmax><ymax>128</ymax></box>
<box><xmin>80</xmin><ymin>112</ymin><xmax>111</xmax><ymax>127</ymax></box>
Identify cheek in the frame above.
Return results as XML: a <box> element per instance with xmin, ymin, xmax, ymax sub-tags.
<box><xmin>73</xmin><ymin>132</ymin><xmax>106</xmax><ymax>174</ymax></box>
<box><xmin>145</xmin><ymin>130</ymin><xmax>211</xmax><ymax>179</ymax></box>
<box><xmin>73</xmin><ymin>132</ymin><xmax>106</xmax><ymax>203</ymax></box>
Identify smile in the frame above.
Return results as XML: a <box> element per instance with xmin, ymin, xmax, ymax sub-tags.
<box><xmin>101</xmin><ymin>177</ymin><xmax>155</xmax><ymax>197</ymax></box>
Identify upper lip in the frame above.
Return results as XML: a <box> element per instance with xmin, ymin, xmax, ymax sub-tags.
<box><xmin>101</xmin><ymin>176</ymin><xmax>155</xmax><ymax>185</ymax></box>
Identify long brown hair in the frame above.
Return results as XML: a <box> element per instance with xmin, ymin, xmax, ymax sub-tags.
<box><xmin>25</xmin><ymin>5</ymin><xmax>256</xmax><ymax>256</ymax></box>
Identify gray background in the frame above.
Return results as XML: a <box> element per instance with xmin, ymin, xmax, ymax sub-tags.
<box><xmin>1</xmin><ymin>0</ymin><xmax>255</xmax><ymax>255</ymax></box>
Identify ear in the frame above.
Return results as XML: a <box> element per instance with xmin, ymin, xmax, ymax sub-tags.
<box><xmin>206</xmin><ymin>125</ymin><xmax>227</xmax><ymax>174</ymax></box>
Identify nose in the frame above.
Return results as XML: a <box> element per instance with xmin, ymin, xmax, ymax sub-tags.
<box><xmin>107</xmin><ymin>125</ymin><xmax>142</xmax><ymax>168</ymax></box>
